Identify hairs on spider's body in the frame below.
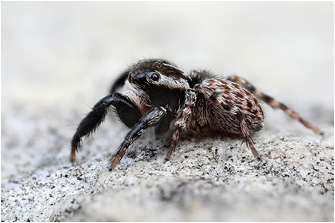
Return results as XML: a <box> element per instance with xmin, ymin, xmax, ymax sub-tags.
<box><xmin>71</xmin><ymin>58</ymin><xmax>324</xmax><ymax>170</ymax></box>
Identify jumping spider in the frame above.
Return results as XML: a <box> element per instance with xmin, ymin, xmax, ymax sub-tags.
<box><xmin>71</xmin><ymin>59</ymin><xmax>324</xmax><ymax>170</ymax></box>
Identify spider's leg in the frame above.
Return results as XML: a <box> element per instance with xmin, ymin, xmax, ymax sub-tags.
<box><xmin>109</xmin><ymin>69</ymin><xmax>130</xmax><ymax>94</ymax></box>
<box><xmin>71</xmin><ymin>93</ymin><xmax>141</xmax><ymax>162</ymax></box>
<box><xmin>110</xmin><ymin>106</ymin><xmax>167</xmax><ymax>170</ymax></box>
<box><xmin>226</xmin><ymin>75</ymin><xmax>324</xmax><ymax>135</ymax></box>
<box><xmin>236</xmin><ymin>110</ymin><xmax>262</xmax><ymax>161</ymax></box>
<box><xmin>214</xmin><ymin>97</ymin><xmax>262</xmax><ymax>161</ymax></box>
<box><xmin>166</xmin><ymin>89</ymin><xmax>197</xmax><ymax>161</ymax></box>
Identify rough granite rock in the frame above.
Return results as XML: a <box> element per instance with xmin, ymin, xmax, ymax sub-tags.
<box><xmin>1</xmin><ymin>102</ymin><xmax>334</xmax><ymax>221</ymax></box>
<box><xmin>2</xmin><ymin>1</ymin><xmax>333</xmax><ymax>222</ymax></box>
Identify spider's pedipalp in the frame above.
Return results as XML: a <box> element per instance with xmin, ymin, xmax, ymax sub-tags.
<box><xmin>226</xmin><ymin>75</ymin><xmax>324</xmax><ymax>135</ymax></box>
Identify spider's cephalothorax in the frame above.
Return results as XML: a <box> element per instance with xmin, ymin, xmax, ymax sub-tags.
<box><xmin>70</xmin><ymin>59</ymin><xmax>324</xmax><ymax>170</ymax></box>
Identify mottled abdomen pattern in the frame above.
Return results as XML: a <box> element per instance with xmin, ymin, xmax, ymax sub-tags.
<box><xmin>194</xmin><ymin>78</ymin><xmax>264</xmax><ymax>134</ymax></box>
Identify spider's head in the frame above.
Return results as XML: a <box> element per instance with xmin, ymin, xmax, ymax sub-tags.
<box><xmin>128</xmin><ymin>59</ymin><xmax>191</xmax><ymax>91</ymax></box>
<box><xmin>128</xmin><ymin>59</ymin><xmax>191</xmax><ymax>108</ymax></box>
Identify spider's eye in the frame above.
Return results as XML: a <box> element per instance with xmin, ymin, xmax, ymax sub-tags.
<box><xmin>150</xmin><ymin>72</ymin><xmax>159</xmax><ymax>81</ymax></box>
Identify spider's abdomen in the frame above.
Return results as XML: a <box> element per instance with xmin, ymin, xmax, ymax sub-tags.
<box><xmin>194</xmin><ymin>78</ymin><xmax>264</xmax><ymax>134</ymax></box>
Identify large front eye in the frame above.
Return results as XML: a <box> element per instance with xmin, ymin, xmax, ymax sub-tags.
<box><xmin>150</xmin><ymin>72</ymin><xmax>160</xmax><ymax>81</ymax></box>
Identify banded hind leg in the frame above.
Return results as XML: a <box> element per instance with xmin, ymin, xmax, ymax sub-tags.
<box><xmin>226</xmin><ymin>75</ymin><xmax>324</xmax><ymax>135</ymax></box>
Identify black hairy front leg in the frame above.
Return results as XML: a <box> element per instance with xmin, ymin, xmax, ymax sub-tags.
<box><xmin>70</xmin><ymin>93</ymin><xmax>141</xmax><ymax>162</ymax></box>
<box><xmin>110</xmin><ymin>106</ymin><xmax>167</xmax><ymax>170</ymax></box>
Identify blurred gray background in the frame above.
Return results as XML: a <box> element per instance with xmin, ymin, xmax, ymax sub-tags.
<box><xmin>2</xmin><ymin>1</ymin><xmax>333</xmax><ymax>108</ymax></box>
<box><xmin>2</xmin><ymin>1</ymin><xmax>334</xmax><ymax>221</ymax></box>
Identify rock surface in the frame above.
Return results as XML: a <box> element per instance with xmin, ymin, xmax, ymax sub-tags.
<box><xmin>2</xmin><ymin>2</ymin><xmax>333</xmax><ymax>222</ymax></box>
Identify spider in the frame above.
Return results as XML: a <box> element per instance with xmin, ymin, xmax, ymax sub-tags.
<box><xmin>70</xmin><ymin>59</ymin><xmax>324</xmax><ymax>170</ymax></box>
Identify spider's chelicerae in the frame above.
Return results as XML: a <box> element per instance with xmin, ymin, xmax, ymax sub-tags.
<box><xmin>71</xmin><ymin>59</ymin><xmax>324</xmax><ymax>170</ymax></box>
